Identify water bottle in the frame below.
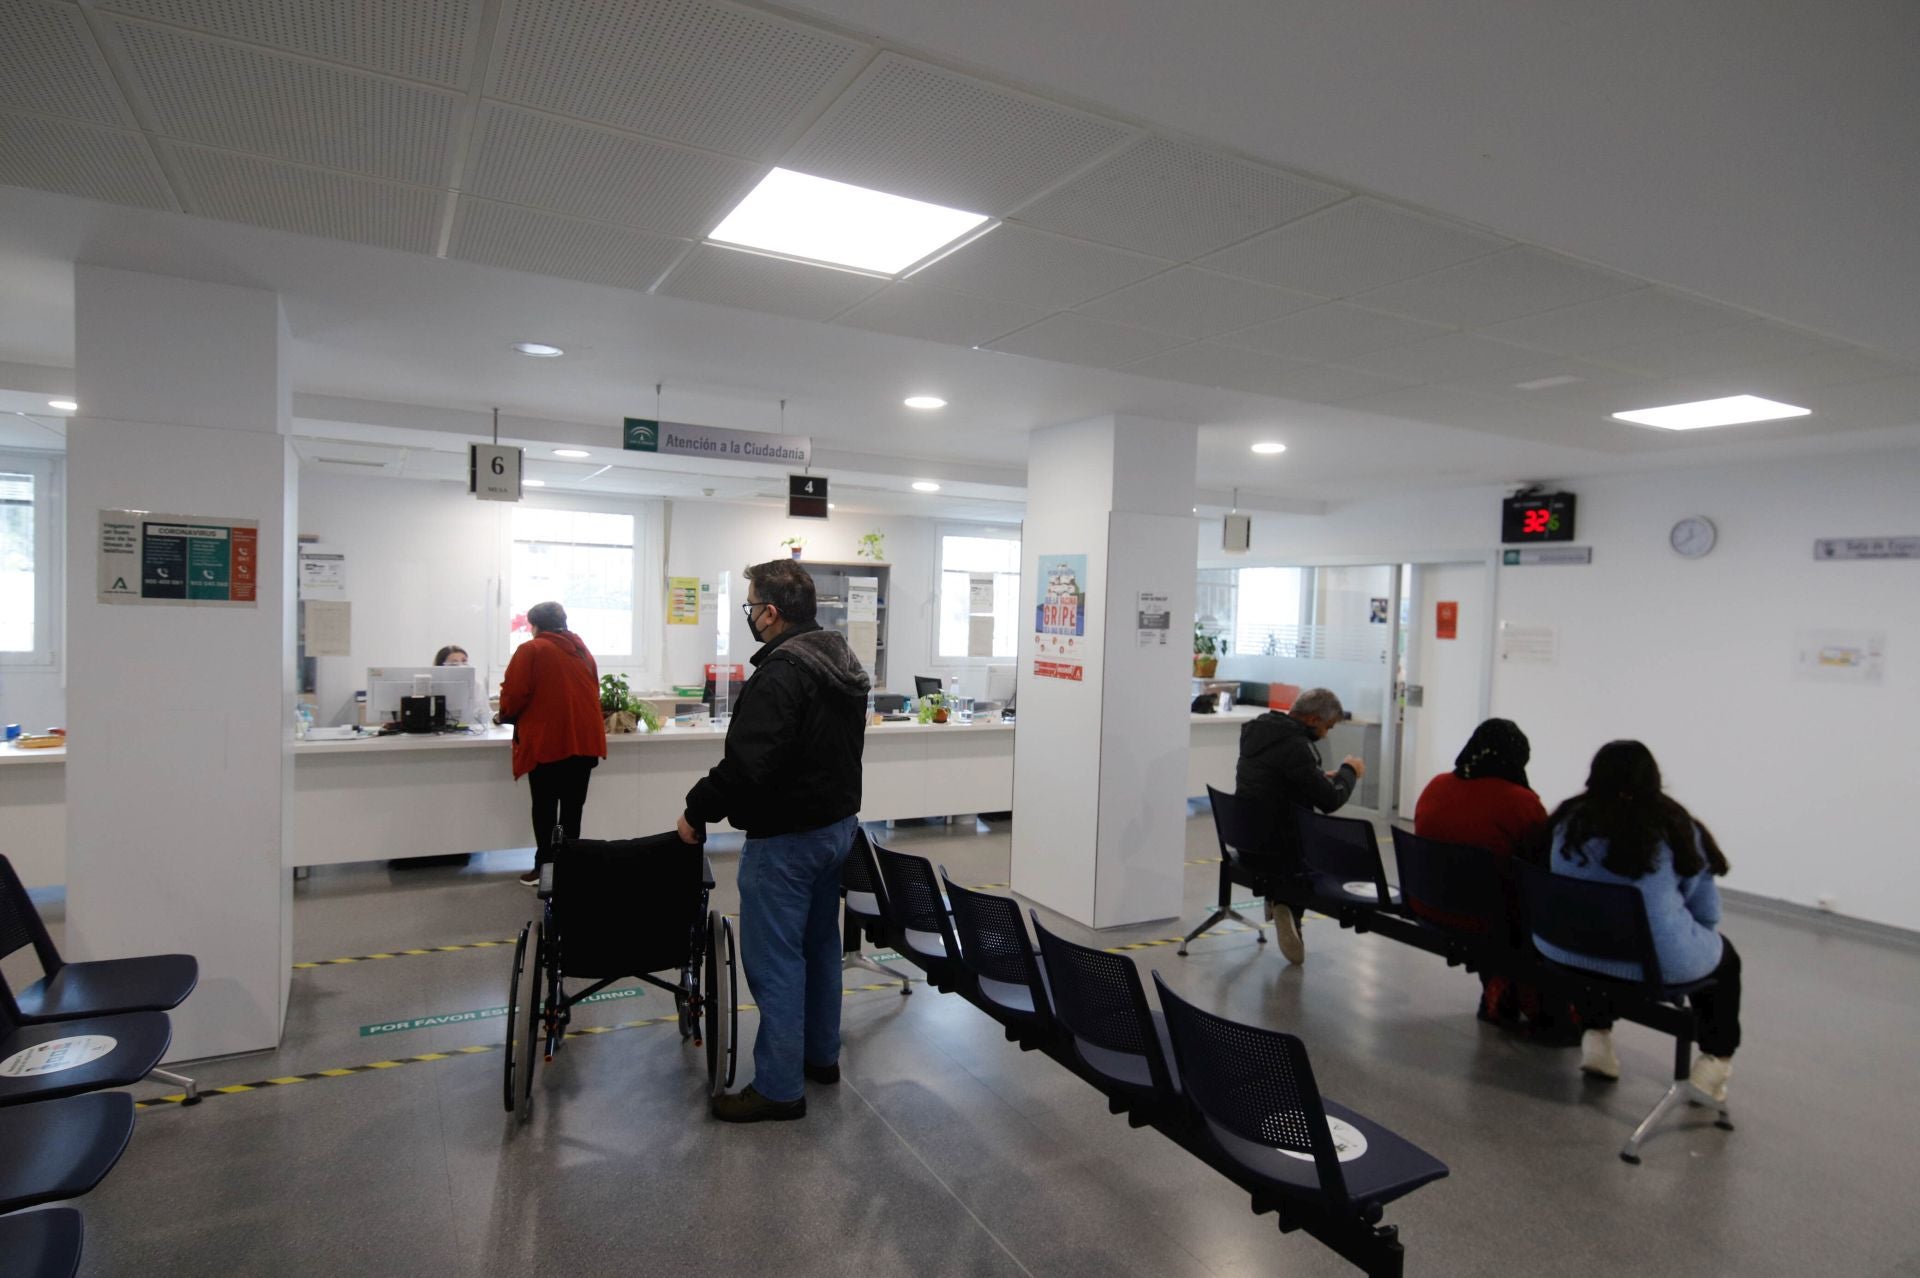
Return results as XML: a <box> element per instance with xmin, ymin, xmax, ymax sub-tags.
<box><xmin>295</xmin><ymin>703</ymin><xmax>313</xmax><ymax>739</ymax></box>
<box><xmin>866</xmin><ymin>688</ymin><xmax>876</xmax><ymax>724</ymax></box>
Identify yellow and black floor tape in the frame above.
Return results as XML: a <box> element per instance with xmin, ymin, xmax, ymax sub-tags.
<box><xmin>292</xmin><ymin>939</ymin><xmax>517</xmax><ymax>970</ymax></box>
<box><xmin>134</xmin><ymin>984</ymin><xmax>906</xmax><ymax>1112</ymax></box>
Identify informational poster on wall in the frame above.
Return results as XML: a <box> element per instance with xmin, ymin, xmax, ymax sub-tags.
<box><xmin>303</xmin><ymin>599</ymin><xmax>352</xmax><ymax>656</ymax></box>
<box><xmin>968</xmin><ymin>572</ymin><xmax>996</xmax><ymax>658</ymax></box>
<box><xmin>1436</xmin><ymin>601</ymin><xmax>1459</xmax><ymax>640</ymax></box>
<box><xmin>1792</xmin><ymin>630</ymin><xmax>1885</xmax><ymax>684</ymax></box>
<box><xmin>848</xmin><ymin>577</ymin><xmax>879</xmax><ymax>672</ymax></box>
<box><xmin>1135</xmin><ymin>590</ymin><xmax>1171</xmax><ymax>648</ymax></box>
<box><xmin>1033</xmin><ymin>553</ymin><xmax>1088</xmax><ymax>682</ymax></box>
<box><xmin>297</xmin><ymin>544</ymin><xmax>346</xmax><ymax>600</ymax></box>
<box><xmin>667</xmin><ymin>576</ymin><xmax>700</xmax><ymax>625</ymax></box>
<box><xmin>98</xmin><ymin>509</ymin><xmax>258</xmax><ymax>606</ymax></box>
<box><xmin>1497</xmin><ymin>621</ymin><xmax>1557</xmax><ymax>665</ymax></box>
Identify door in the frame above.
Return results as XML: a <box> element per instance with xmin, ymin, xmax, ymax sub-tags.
<box><xmin>1396</xmin><ymin>561</ymin><xmax>1492</xmax><ymax>816</ymax></box>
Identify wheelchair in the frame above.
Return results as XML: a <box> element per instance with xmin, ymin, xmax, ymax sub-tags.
<box><xmin>503</xmin><ymin>831</ymin><xmax>738</xmax><ymax>1115</ymax></box>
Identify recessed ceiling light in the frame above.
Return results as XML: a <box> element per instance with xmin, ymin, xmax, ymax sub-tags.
<box><xmin>911</xmin><ymin>481</ymin><xmax>941</xmax><ymax>493</ymax></box>
<box><xmin>512</xmin><ymin>342</ymin><xmax>564</xmax><ymax>357</ymax></box>
<box><xmin>523</xmin><ymin>479</ymin><xmax>547</xmax><ymax>488</ymax></box>
<box><xmin>1251</xmin><ymin>441</ymin><xmax>1287</xmax><ymax>455</ymax></box>
<box><xmin>1612</xmin><ymin>394</ymin><xmax>1810</xmax><ymax>430</ymax></box>
<box><xmin>552</xmin><ymin>448</ymin><xmax>590</xmax><ymax>458</ymax></box>
<box><xmin>903</xmin><ymin>395</ymin><xmax>947</xmax><ymax>410</ymax></box>
<box><xmin>708</xmin><ymin>168</ymin><xmax>991</xmax><ymax>276</ymax></box>
<box><xmin>47</xmin><ymin>399</ymin><xmax>77</xmax><ymax>411</ymax></box>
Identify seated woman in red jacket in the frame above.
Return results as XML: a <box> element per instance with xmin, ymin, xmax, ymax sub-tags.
<box><xmin>1413</xmin><ymin>719</ymin><xmax>1561</xmax><ymax>1034</ymax></box>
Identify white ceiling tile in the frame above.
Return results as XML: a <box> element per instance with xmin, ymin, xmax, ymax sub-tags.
<box><xmin>906</xmin><ymin>223</ymin><xmax>1168</xmax><ymax>311</ymax></box>
<box><xmin>1353</xmin><ymin>246</ymin><xmax>1642</xmax><ymax>327</ymax></box>
<box><xmin>834</xmin><ymin>282</ymin><xmax>1047</xmax><ymax>347</ymax></box>
<box><xmin>656</xmin><ymin>244</ymin><xmax>885</xmax><ymax>320</ymax></box>
<box><xmin>109</xmin><ymin>17</ymin><xmax>458</xmax><ymax>184</ymax></box>
<box><xmin>1332</xmin><ymin>332</ymin><xmax>1542</xmax><ymax>383</ymax></box>
<box><xmin>1013</xmin><ymin>135</ymin><xmax>1345</xmax><ymax>260</ymax></box>
<box><xmin>1073</xmin><ymin>267</ymin><xmax>1319</xmax><ymax>340</ymax></box>
<box><xmin>1440</xmin><ymin>357</ymin><xmax>1647</xmax><ymax>407</ymax></box>
<box><xmin>168</xmin><ymin>144</ymin><xmax>442</xmax><ymax>252</ymax></box>
<box><xmin>983</xmin><ymin>313</ymin><xmax>1185</xmax><ymax>369</ymax></box>
<box><xmin>1117</xmin><ymin>342</ymin><xmax>1303</xmax><ymax>391</ymax></box>
<box><xmin>1474</xmin><ymin>287</ymin><xmax>1752</xmax><ymax>356</ymax></box>
<box><xmin>0</xmin><ymin>0</ymin><xmax>130</xmax><ymax>125</ymax></box>
<box><xmin>1198</xmin><ymin>197</ymin><xmax>1508</xmax><ymax>297</ymax></box>
<box><xmin>1338</xmin><ymin>385</ymin><xmax>1637</xmax><ymax>451</ymax></box>
<box><xmin>0</xmin><ymin>110</ymin><xmax>174</xmax><ymax>209</ymax></box>
<box><xmin>489</xmin><ymin>0</ymin><xmax>869</xmax><ymax>158</ymax></box>
<box><xmin>1217</xmin><ymin>302</ymin><xmax>1449</xmax><ymax>361</ymax></box>
<box><xmin>782</xmin><ymin>53</ymin><xmax>1130</xmax><ymax>214</ymax></box>
<box><xmin>1258</xmin><ymin>362</ymin><xmax>1419</xmax><ymax>404</ymax></box>
<box><xmin>465</xmin><ymin>105</ymin><xmax>763</xmax><ymax>238</ymax></box>
<box><xmin>1795</xmin><ymin>376</ymin><xmax>1920</xmax><ymax>430</ymax></box>
<box><xmin>1589</xmin><ymin>321</ymin><xmax>1841</xmax><ymax>379</ymax></box>
<box><xmin>1678</xmin><ymin>345</ymin><xmax>1916</xmax><ymax>397</ymax></box>
<box><xmin>450</xmin><ymin>198</ymin><xmax>689</xmax><ymax>291</ymax></box>
<box><xmin>103</xmin><ymin>0</ymin><xmax>482</xmax><ymax>85</ymax></box>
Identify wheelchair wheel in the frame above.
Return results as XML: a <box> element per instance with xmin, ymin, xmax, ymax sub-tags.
<box><xmin>502</xmin><ymin>921</ymin><xmax>532</xmax><ymax>1113</ymax></box>
<box><xmin>520</xmin><ymin>922</ymin><xmax>545</xmax><ymax>1112</ymax></box>
<box><xmin>705</xmin><ymin>911</ymin><xmax>739</xmax><ymax>1096</ymax></box>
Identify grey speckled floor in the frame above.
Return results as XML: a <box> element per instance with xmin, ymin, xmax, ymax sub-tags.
<box><xmin>27</xmin><ymin>812</ymin><xmax>1920</xmax><ymax>1278</ymax></box>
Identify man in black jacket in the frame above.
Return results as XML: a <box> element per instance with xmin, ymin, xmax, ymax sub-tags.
<box><xmin>1234</xmin><ymin>687</ymin><xmax>1366</xmax><ymax>965</ymax></box>
<box><xmin>678</xmin><ymin>558</ymin><xmax>870</xmax><ymax>1122</ymax></box>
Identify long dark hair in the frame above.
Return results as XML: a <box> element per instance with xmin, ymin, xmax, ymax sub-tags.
<box><xmin>1548</xmin><ymin>740</ymin><xmax>1730</xmax><ymax>879</ymax></box>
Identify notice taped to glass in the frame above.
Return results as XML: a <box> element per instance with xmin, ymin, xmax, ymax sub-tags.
<box><xmin>99</xmin><ymin>509</ymin><xmax>259</xmax><ymax>606</ymax></box>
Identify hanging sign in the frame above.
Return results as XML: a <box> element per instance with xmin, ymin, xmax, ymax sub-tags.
<box><xmin>623</xmin><ymin>417</ymin><xmax>811</xmax><ymax>467</ymax></box>
<box><xmin>1502</xmin><ymin>546</ymin><xmax>1592</xmax><ymax>566</ymax></box>
<box><xmin>788</xmin><ymin>474</ymin><xmax>829</xmax><ymax>519</ymax></box>
<box><xmin>98</xmin><ymin>509</ymin><xmax>258</xmax><ymax>606</ymax></box>
<box><xmin>469</xmin><ymin>444</ymin><xmax>522</xmax><ymax>502</ymax></box>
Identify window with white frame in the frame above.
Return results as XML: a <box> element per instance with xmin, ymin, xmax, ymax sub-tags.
<box><xmin>509</xmin><ymin>507</ymin><xmax>636</xmax><ymax>660</ymax></box>
<box><xmin>936</xmin><ymin>528</ymin><xmax>1021</xmax><ymax>660</ymax></box>
<box><xmin>0</xmin><ymin>454</ymin><xmax>55</xmax><ymax>667</ymax></box>
<box><xmin>1232</xmin><ymin>566</ymin><xmax>1309</xmax><ymax>657</ymax></box>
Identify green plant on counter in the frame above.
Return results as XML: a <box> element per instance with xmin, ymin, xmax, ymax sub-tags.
<box><xmin>780</xmin><ymin>536</ymin><xmax>806</xmax><ymax>558</ymax></box>
<box><xmin>599</xmin><ymin>673</ymin><xmax>660</xmax><ymax>733</ymax></box>
<box><xmin>856</xmin><ymin>531</ymin><xmax>885</xmax><ymax>561</ymax></box>
<box><xmin>1193</xmin><ymin>622</ymin><xmax>1219</xmax><ymax>659</ymax></box>
<box><xmin>915</xmin><ymin>691</ymin><xmax>946</xmax><ymax>725</ymax></box>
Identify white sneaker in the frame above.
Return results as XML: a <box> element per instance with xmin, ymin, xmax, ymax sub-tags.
<box><xmin>1580</xmin><ymin>1029</ymin><xmax>1620</xmax><ymax>1080</ymax></box>
<box><xmin>1272</xmin><ymin>907</ymin><xmax>1305</xmax><ymax>965</ymax></box>
<box><xmin>1689</xmin><ymin>1053</ymin><xmax>1732</xmax><ymax>1104</ymax></box>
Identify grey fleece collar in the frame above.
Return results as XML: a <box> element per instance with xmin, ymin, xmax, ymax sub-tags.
<box><xmin>771</xmin><ymin>627</ymin><xmax>872</xmax><ymax>697</ymax></box>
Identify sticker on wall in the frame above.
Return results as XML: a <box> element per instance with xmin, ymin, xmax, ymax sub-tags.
<box><xmin>1436</xmin><ymin>601</ymin><xmax>1458</xmax><ymax>640</ymax></box>
<box><xmin>1033</xmin><ymin>553</ymin><xmax>1089</xmax><ymax>681</ymax></box>
<box><xmin>1276</xmin><ymin>1115</ymin><xmax>1371</xmax><ymax>1164</ymax></box>
<box><xmin>1</xmin><ymin>1035</ymin><xmax>116</xmax><ymax>1078</ymax></box>
<box><xmin>1368</xmin><ymin>597</ymin><xmax>1389</xmax><ymax>624</ymax></box>
<box><xmin>1791</xmin><ymin>630</ymin><xmax>1885</xmax><ymax>684</ymax></box>
<box><xmin>667</xmin><ymin>576</ymin><xmax>700</xmax><ymax>625</ymax></box>
<box><xmin>99</xmin><ymin>509</ymin><xmax>258</xmax><ymax>606</ymax></box>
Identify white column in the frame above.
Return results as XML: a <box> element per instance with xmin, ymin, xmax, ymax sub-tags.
<box><xmin>65</xmin><ymin>265</ymin><xmax>296</xmax><ymax>1060</ymax></box>
<box><xmin>1012</xmin><ymin>415</ymin><xmax>1196</xmax><ymax>928</ymax></box>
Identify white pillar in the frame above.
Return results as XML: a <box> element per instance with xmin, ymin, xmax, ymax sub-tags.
<box><xmin>66</xmin><ymin>265</ymin><xmax>296</xmax><ymax>1060</ymax></box>
<box><xmin>1012</xmin><ymin>415</ymin><xmax>1197</xmax><ymax>928</ymax></box>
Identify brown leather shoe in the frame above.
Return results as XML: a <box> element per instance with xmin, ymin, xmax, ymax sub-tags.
<box><xmin>711</xmin><ymin>1085</ymin><xmax>806</xmax><ymax>1123</ymax></box>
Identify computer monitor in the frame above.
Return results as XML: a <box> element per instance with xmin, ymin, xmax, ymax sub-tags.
<box><xmin>367</xmin><ymin>666</ymin><xmax>483</xmax><ymax>726</ymax></box>
<box><xmin>984</xmin><ymin>664</ymin><xmax>1016</xmax><ymax>706</ymax></box>
<box><xmin>914</xmin><ymin>675</ymin><xmax>944</xmax><ymax>700</ymax></box>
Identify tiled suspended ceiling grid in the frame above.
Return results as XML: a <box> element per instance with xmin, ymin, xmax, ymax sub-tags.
<box><xmin>2</xmin><ymin>0</ymin><xmax>1916</xmax><ymax>442</ymax></box>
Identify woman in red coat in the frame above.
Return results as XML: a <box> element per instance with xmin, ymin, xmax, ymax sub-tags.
<box><xmin>498</xmin><ymin>601</ymin><xmax>608</xmax><ymax>885</ymax></box>
<box><xmin>1413</xmin><ymin>719</ymin><xmax>1566</xmax><ymax>1036</ymax></box>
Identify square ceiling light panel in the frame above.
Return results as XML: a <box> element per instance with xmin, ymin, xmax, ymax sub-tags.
<box><xmin>1611</xmin><ymin>395</ymin><xmax>1811</xmax><ymax>430</ymax></box>
<box><xmin>707</xmin><ymin>168</ymin><xmax>992</xmax><ymax>276</ymax></box>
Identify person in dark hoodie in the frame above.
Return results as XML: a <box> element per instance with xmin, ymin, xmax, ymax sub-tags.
<box><xmin>498</xmin><ymin>601</ymin><xmax>608</xmax><ymax>886</ymax></box>
<box><xmin>678</xmin><ymin>558</ymin><xmax>871</xmax><ymax>1123</ymax></box>
<box><xmin>1233</xmin><ymin>687</ymin><xmax>1365</xmax><ymax>964</ymax></box>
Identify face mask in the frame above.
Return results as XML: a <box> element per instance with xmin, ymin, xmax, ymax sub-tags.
<box><xmin>746</xmin><ymin>604</ymin><xmax>769</xmax><ymax>643</ymax></box>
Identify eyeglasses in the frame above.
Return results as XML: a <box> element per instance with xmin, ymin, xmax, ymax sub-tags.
<box><xmin>740</xmin><ymin>601</ymin><xmax>769</xmax><ymax>619</ymax></box>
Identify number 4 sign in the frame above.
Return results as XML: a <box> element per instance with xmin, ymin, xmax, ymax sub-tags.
<box><xmin>788</xmin><ymin>473</ymin><xmax>829</xmax><ymax>519</ymax></box>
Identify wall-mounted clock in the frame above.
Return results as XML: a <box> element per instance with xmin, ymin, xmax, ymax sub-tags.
<box><xmin>1670</xmin><ymin>516</ymin><xmax>1717</xmax><ymax>558</ymax></box>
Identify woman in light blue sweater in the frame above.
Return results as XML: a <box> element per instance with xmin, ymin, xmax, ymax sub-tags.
<box><xmin>1536</xmin><ymin>740</ymin><xmax>1740</xmax><ymax>1102</ymax></box>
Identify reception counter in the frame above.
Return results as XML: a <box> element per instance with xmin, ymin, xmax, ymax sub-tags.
<box><xmin>2</xmin><ymin>708</ymin><xmax>1323</xmax><ymax>886</ymax></box>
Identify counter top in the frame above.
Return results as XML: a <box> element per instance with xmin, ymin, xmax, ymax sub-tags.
<box><xmin>0</xmin><ymin>743</ymin><xmax>65</xmax><ymax>765</ymax></box>
<box><xmin>292</xmin><ymin>716</ymin><xmax>1016</xmax><ymax>755</ymax></box>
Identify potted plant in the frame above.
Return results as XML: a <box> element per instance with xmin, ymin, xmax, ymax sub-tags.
<box><xmin>916</xmin><ymin>691</ymin><xmax>948</xmax><ymax>724</ymax></box>
<box><xmin>599</xmin><ymin>673</ymin><xmax>660</xmax><ymax>734</ymax></box>
<box><xmin>856</xmin><ymin>531</ymin><xmax>885</xmax><ymax>561</ymax></box>
<box><xmin>1193</xmin><ymin>622</ymin><xmax>1220</xmax><ymax>678</ymax></box>
<box><xmin>780</xmin><ymin>536</ymin><xmax>805</xmax><ymax>559</ymax></box>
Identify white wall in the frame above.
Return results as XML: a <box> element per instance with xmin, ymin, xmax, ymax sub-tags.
<box><xmin>1198</xmin><ymin>447</ymin><xmax>1920</xmax><ymax>930</ymax></box>
<box><xmin>662</xmin><ymin>500</ymin><xmax>942</xmax><ymax>696</ymax></box>
<box><xmin>298</xmin><ymin>470</ymin><xmax>955</xmax><ymax>720</ymax></box>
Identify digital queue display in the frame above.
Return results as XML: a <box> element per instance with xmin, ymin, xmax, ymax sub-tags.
<box><xmin>1501</xmin><ymin>492</ymin><xmax>1576</xmax><ymax>543</ymax></box>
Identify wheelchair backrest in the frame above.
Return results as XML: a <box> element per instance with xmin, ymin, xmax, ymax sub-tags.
<box><xmin>551</xmin><ymin>832</ymin><xmax>709</xmax><ymax>979</ymax></box>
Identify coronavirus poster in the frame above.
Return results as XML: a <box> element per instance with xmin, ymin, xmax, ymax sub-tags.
<box><xmin>98</xmin><ymin>509</ymin><xmax>258</xmax><ymax>606</ymax></box>
<box><xmin>1033</xmin><ymin>553</ymin><xmax>1088</xmax><ymax>681</ymax></box>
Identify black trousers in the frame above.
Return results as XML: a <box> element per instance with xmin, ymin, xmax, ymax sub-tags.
<box><xmin>1589</xmin><ymin>936</ymin><xmax>1743</xmax><ymax>1058</ymax></box>
<box><xmin>528</xmin><ymin>756</ymin><xmax>596</xmax><ymax>866</ymax></box>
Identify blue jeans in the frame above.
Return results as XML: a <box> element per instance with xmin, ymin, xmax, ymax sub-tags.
<box><xmin>736</xmin><ymin>816</ymin><xmax>857</xmax><ymax>1103</ymax></box>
